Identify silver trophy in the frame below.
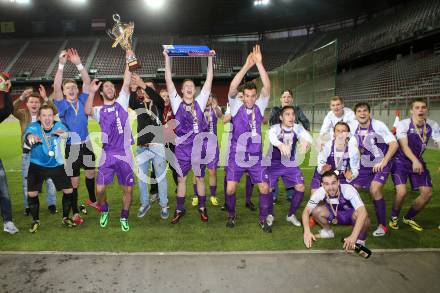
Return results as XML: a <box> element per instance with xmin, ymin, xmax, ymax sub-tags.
<box><xmin>107</xmin><ymin>14</ymin><xmax>140</xmax><ymax>71</ymax></box>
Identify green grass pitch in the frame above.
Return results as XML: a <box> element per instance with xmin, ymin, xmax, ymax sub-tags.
<box><xmin>0</xmin><ymin>119</ymin><xmax>439</xmax><ymax>252</ymax></box>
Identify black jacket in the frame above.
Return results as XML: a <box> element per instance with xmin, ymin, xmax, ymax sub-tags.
<box><xmin>0</xmin><ymin>92</ymin><xmax>12</xmax><ymax>124</ymax></box>
<box><xmin>129</xmin><ymin>87</ymin><xmax>165</xmax><ymax>146</ymax></box>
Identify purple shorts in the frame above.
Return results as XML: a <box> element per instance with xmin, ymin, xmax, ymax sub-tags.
<box><xmin>391</xmin><ymin>161</ymin><xmax>432</xmax><ymax>190</ymax></box>
<box><xmin>267</xmin><ymin>165</ymin><xmax>304</xmax><ymax>190</ymax></box>
<box><xmin>207</xmin><ymin>146</ymin><xmax>219</xmax><ymax>170</ymax></box>
<box><xmin>352</xmin><ymin>160</ymin><xmax>393</xmax><ymax>189</ymax></box>
<box><xmin>175</xmin><ymin>143</ymin><xmax>207</xmax><ymax>178</ymax></box>
<box><xmin>326</xmin><ymin>206</ymin><xmax>355</xmax><ymax>226</ymax></box>
<box><xmin>310</xmin><ymin>168</ymin><xmax>348</xmax><ymax>190</ymax></box>
<box><xmin>226</xmin><ymin>157</ymin><xmax>269</xmax><ymax>184</ymax></box>
<box><xmin>97</xmin><ymin>152</ymin><xmax>135</xmax><ymax>186</ymax></box>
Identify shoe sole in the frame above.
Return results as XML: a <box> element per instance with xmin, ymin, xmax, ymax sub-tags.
<box><xmin>100</xmin><ymin>214</ymin><xmax>109</xmax><ymax>227</ymax></box>
<box><xmin>403</xmin><ymin>222</ymin><xmax>423</xmax><ymax>231</ymax></box>
<box><xmin>137</xmin><ymin>206</ymin><xmax>151</xmax><ymax>218</ymax></box>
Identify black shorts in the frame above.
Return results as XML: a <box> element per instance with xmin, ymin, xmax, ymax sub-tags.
<box><xmin>65</xmin><ymin>142</ymin><xmax>96</xmax><ymax>177</ymax></box>
<box><xmin>27</xmin><ymin>163</ymin><xmax>72</xmax><ymax>192</ymax></box>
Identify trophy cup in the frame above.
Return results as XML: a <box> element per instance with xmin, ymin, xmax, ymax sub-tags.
<box><xmin>107</xmin><ymin>14</ymin><xmax>140</xmax><ymax>71</ymax></box>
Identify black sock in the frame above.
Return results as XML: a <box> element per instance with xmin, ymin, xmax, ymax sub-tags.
<box><xmin>62</xmin><ymin>192</ymin><xmax>73</xmax><ymax>218</ymax></box>
<box><xmin>72</xmin><ymin>188</ymin><xmax>79</xmax><ymax>214</ymax></box>
<box><xmin>28</xmin><ymin>196</ymin><xmax>40</xmax><ymax>222</ymax></box>
<box><xmin>85</xmin><ymin>177</ymin><xmax>96</xmax><ymax>202</ymax></box>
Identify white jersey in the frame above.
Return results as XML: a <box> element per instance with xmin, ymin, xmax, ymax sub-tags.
<box><xmin>349</xmin><ymin>119</ymin><xmax>397</xmax><ymax>145</ymax></box>
<box><xmin>306</xmin><ymin>184</ymin><xmax>364</xmax><ymax>212</ymax></box>
<box><xmin>320</xmin><ymin>107</ymin><xmax>356</xmax><ymax>137</ymax></box>
<box><xmin>268</xmin><ymin>123</ymin><xmax>313</xmax><ymax>147</ymax></box>
<box><xmin>317</xmin><ymin>136</ymin><xmax>360</xmax><ymax>181</ymax></box>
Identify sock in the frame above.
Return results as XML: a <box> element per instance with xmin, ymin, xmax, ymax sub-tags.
<box><xmin>223</xmin><ymin>174</ymin><xmax>227</xmax><ymax>204</ymax></box>
<box><xmin>373</xmin><ymin>199</ymin><xmax>387</xmax><ymax>226</ymax></box>
<box><xmin>72</xmin><ymin>188</ymin><xmax>79</xmax><ymax>214</ymax></box>
<box><xmin>85</xmin><ymin>177</ymin><xmax>96</xmax><ymax>202</ymax></box>
<box><xmin>268</xmin><ymin>192</ymin><xmax>274</xmax><ymax>215</ymax></box>
<box><xmin>357</xmin><ymin>230</ymin><xmax>368</xmax><ymax>241</ymax></box>
<box><xmin>28</xmin><ymin>196</ymin><xmax>40</xmax><ymax>222</ymax></box>
<box><xmin>209</xmin><ymin>185</ymin><xmax>217</xmax><ymax>197</ymax></box>
<box><xmin>198</xmin><ymin>195</ymin><xmax>206</xmax><ymax>209</ymax></box>
<box><xmin>286</xmin><ymin>187</ymin><xmax>294</xmax><ymax>200</ymax></box>
<box><xmin>391</xmin><ymin>206</ymin><xmax>400</xmax><ymax>218</ymax></box>
<box><xmin>62</xmin><ymin>192</ymin><xmax>73</xmax><ymax>218</ymax></box>
<box><xmin>259</xmin><ymin>193</ymin><xmax>271</xmax><ymax>223</ymax></box>
<box><xmin>176</xmin><ymin>196</ymin><xmax>185</xmax><ymax>211</ymax></box>
<box><xmin>405</xmin><ymin>206</ymin><xmax>420</xmax><ymax>220</ymax></box>
<box><xmin>100</xmin><ymin>202</ymin><xmax>109</xmax><ymax>212</ymax></box>
<box><xmin>193</xmin><ymin>184</ymin><xmax>198</xmax><ymax>197</ymax></box>
<box><xmin>120</xmin><ymin>209</ymin><xmax>129</xmax><ymax>219</ymax></box>
<box><xmin>226</xmin><ymin>193</ymin><xmax>236</xmax><ymax>218</ymax></box>
<box><xmin>245</xmin><ymin>176</ymin><xmax>253</xmax><ymax>204</ymax></box>
<box><xmin>288</xmin><ymin>189</ymin><xmax>304</xmax><ymax>217</ymax></box>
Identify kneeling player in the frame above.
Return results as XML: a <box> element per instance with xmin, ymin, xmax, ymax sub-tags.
<box><xmin>302</xmin><ymin>171</ymin><xmax>370</xmax><ymax>251</ymax></box>
<box><xmin>390</xmin><ymin>99</ymin><xmax>440</xmax><ymax>231</ymax></box>
<box><xmin>24</xmin><ymin>105</ymin><xmax>74</xmax><ymax>232</ymax></box>
<box><xmin>267</xmin><ymin>106</ymin><xmax>312</xmax><ymax>226</ymax></box>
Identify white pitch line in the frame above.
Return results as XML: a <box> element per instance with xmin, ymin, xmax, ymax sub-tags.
<box><xmin>0</xmin><ymin>248</ymin><xmax>439</xmax><ymax>256</ymax></box>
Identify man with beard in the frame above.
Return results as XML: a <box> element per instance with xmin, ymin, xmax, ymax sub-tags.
<box><xmin>84</xmin><ymin>50</ymin><xmax>134</xmax><ymax>232</ymax></box>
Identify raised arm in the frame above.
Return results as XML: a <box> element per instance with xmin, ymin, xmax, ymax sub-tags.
<box><xmin>68</xmin><ymin>48</ymin><xmax>91</xmax><ymax>93</ymax></box>
<box><xmin>228</xmin><ymin>53</ymin><xmax>255</xmax><ymax>98</ymax></box>
<box><xmin>252</xmin><ymin>45</ymin><xmax>270</xmax><ymax>98</ymax></box>
<box><xmin>85</xmin><ymin>79</ymin><xmax>101</xmax><ymax>116</ymax></box>
<box><xmin>13</xmin><ymin>88</ymin><xmax>33</xmax><ymax>120</ymax></box>
<box><xmin>163</xmin><ymin>50</ymin><xmax>176</xmax><ymax>96</ymax></box>
<box><xmin>201</xmin><ymin>52</ymin><xmax>214</xmax><ymax>95</ymax></box>
<box><xmin>53</xmin><ymin>50</ymin><xmax>68</xmax><ymax>101</ymax></box>
<box><xmin>120</xmin><ymin>51</ymin><xmax>133</xmax><ymax>97</ymax></box>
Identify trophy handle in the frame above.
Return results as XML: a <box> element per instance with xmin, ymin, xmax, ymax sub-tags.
<box><xmin>113</xmin><ymin>14</ymin><xmax>121</xmax><ymax>22</ymax></box>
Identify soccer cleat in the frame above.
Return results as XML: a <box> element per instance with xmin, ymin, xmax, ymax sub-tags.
<box><xmin>226</xmin><ymin>216</ymin><xmax>236</xmax><ymax>228</ymax></box>
<box><xmin>171</xmin><ymin>209</ymin><xmax>186</xmax><ymax>224</ymax></box>
<box><xmin>318</xmin><ymin>229</ymin><xmax>335</xmax><ymax>238</ymax></box>
<box><xmin>48</xmin><ymin>205</ymin><xmax>57</xmax><ymax>215</ymax></box>
<box><xmin>100</xmin><ymin>212</ymin><xmax>109</xmax><ymax>228</ymax></box>
<box><xmin>260</xmin><ymin>220</ymin><xmax>272</xmax><ymax>233</ymax></box>
<box><xmin>245</xmin><ymin>201</ymin><xmax>256</xmax><ymax>211</ymax></box>
<box><xmin>79</xmin><ymin>204</ymin><xmax>87</xmax><ymax>215</ymax></box>
<box><xmin>137</xmin><ymin>204</ymin><xmax>151</xmax><ymax>218</ymax></box>
<box><xmin>120</xmin><ymin>218</ymin><xmax>130</xmax><ymax>232</ymax></box>
<box><xmin>286</xmin><ymin>214</ymin><xmax>301</xmax><ymax>227</ymax></box>
<box><xmin>388</xmin><ymin>217</ymin><xmax>399</xmax><ymax>230</ymax></box>
<box><xmin>3</xmin><ymin>221</ymin><xmax>19</xmax><ymax>234</ymax></box>
<box><xmin>72</xmin><ymin>213</ymin><xmax>84</xmax><ymax>225</ymax></box>
<box><xmin>210</xmin><ymin>196</ymin><xmax>219</xmax><ymax>206</ymax></box>
<box><xmin>199</xmin><ymin>207</ymin><xmax>209</xmax><ymax>222</ymax></box>
<box><xmin>372</xmin><ymin>224</ymin><xmax>388</xmax><ymax>237</ymax></box>
<box><xmin>24</xmin><ymin>208</ymin><xmax>30</xmax><ymax>216</ymax></box>
<box><xmin>62</xmin><ymin>218</ymin><xmax>76</xmax><ymax>228</ymax></box>
<box><xmin>160</xmin><ymin>206</ymin><xmax>169</xmax><ymax>219</ymax></box>
<box><xmin>29</xmin><ymin>221</ymin><xmax>40</xmax><ymax>233</ymax></box>
<box><xmin>402</xmin><ymin>217</ymin><xmax>423</xmax><ymax>232</ymax></box>
<box><xmin>86</xmin><ymin>199</ymin><xmax>101</xmax><ymax>213</ymax></box>
<box><xmin>191</xmin><ymin>196</ymin><xmax>198</xmax><ymax>207</ymax></box>
<box><xmin>266</xmin><ymin>214</ymin><xmax>274</xmax><ymax>227</ymax></box>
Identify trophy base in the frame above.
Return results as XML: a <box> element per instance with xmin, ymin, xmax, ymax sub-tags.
<box><xmin>127</xmin><ymin>55</ymin><xmax>141</xmax><ymax>72</ymax></box>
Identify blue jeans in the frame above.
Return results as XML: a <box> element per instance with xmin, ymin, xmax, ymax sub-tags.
<box><xmin>0</xmin><ymin>159</ymin><xmax>13</xmax><ymax>222</ymax></box>
<box><xmin>136</xmin><ymin>145</ymin><xmax>168</xmax><ymax>208</ymax></box>
<box><xmin>22</xmin><ymin>153</ymin><xmax>56</xmax><ymax>208</ymax></box>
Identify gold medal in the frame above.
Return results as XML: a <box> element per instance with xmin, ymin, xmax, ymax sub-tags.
<box><xmin>331</xmin><ymin>218</ymin><xmax>338</xmax><ymax>225</ymax></box>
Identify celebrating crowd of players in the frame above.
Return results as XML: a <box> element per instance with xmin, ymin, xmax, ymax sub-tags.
<box><xmin>0</xmin><ymin>45</ymin><xmax>439</xmax><ymax>252</ymax></box>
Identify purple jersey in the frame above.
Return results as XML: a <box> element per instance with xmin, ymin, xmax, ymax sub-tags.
<box><xmin>203</xmin><ymin>106</ymin><xmax>218</xmax><ymax>134</ymax></box>
<box><xmin>394</xmin><ymin>118</ymin><xmax>440</xmax><ymax>165</ymax></box>
<box><xmin>92</xmin><ymin>91</ymin><xmax>133</xmax><ymax>153</ymax></box>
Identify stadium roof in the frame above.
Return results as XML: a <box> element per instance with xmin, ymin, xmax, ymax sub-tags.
<box><xmin>0</xmin><ymin>0</ymin><xmax>408</xmax><ymax>36</ymax></box>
